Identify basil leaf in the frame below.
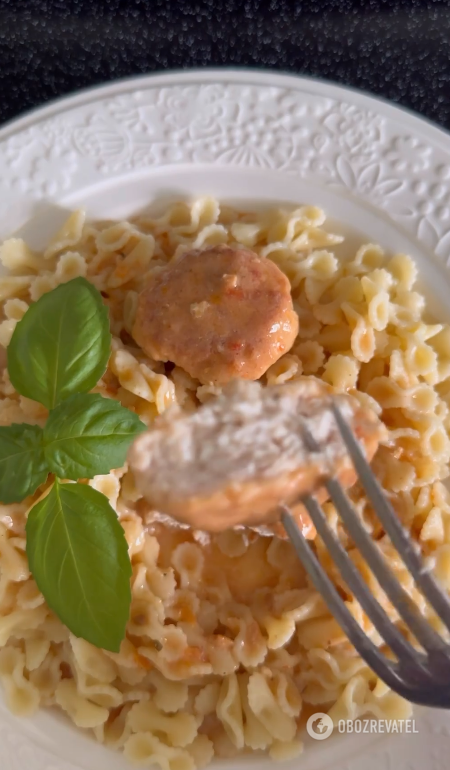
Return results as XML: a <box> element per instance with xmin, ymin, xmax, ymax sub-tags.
<box><xmin>0</xmin><ymin>424</ymin><xmax>48</xmax><ymax>503</ymax></box>
<box><xmin>26</xmin><ymin>480</ymin><xmax>131</xmax><ymax>652</ymax></box>
<box><xmin>44</xmin><ymin>393</ymin><xmax>146</xmax><ymax>480</ymax></box>
<box><xmin>8</xmin><ymin>277</ymin><xmax>111</xmax><ymax>409</ymax></box>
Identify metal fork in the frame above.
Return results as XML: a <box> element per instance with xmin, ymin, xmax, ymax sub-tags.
<box><xmin>282</xmin><ymin>403</ymin><xmax>450</xmax><ymax>708</ymax></box>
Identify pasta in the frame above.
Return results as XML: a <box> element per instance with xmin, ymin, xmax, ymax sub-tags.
<box><xmin>0</xmin><ymin>197</ymin><xmax>449</xmax><ymax>766</ymax></box>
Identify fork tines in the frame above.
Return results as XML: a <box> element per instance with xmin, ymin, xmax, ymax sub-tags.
<box><xmin>281</xmin><ymin>402</ymin><xmax>450</xmax><ymax>706</ymax></box>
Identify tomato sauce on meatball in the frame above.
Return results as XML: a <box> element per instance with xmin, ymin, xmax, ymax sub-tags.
<box><xmin>132</xmin><ymin>245</ymin><xmax>299</xmax><ymax>384</ymax></box>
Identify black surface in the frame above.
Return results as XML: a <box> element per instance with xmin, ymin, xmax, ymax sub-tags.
<box><xmin>0</xmin><ymin>0</ymin><xmax>450</xmax><ymax>129</ymax></box>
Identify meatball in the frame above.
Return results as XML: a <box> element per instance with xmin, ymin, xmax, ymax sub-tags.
<box><xmin>128</xmin><ymin>377</ymin><xmax>386</xmax><ymax>536</ymax></box>
<box><xmin>132</xmin><ymin>245</ymin><xmax>299</xmax><ymax>384</ymax></box>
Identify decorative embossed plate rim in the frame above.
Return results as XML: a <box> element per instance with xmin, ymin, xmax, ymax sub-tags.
<box><xmin>0</xmin><ymin>69</ymin><xmax>450</xmax><ymax>770</ymax></box>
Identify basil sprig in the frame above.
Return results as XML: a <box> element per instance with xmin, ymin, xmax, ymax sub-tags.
<box><xmin>0</xmin><ymin>424</ymin><xmax>48</xmax><ymax>504</ymax></box>
<box><xmin>8</xmin><ymin>277</ymin><xmax>111</xmax><ymax>409</ymax></box>
<box><xmin>44</xmin><ymin>393</ymin><xmax>146</xmax><ymax>480</ymax></box>
<box><xmin>0</xmin><ymin>277</ymin><xmax>146</xmax><ymax>652</ymax></box>
<box><xmin>27</xmin><ymin>481</ymin><xmax>132</xmax><ymax>651</ymax></box>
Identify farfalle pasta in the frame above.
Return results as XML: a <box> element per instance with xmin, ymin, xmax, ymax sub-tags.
<box><xmin>0</xmin><ymin>197</ymin><xmax>448</xmax><ymax>766</ymax></box>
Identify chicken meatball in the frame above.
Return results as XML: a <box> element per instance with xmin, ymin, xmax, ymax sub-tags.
<box><xmin>132</xmin><ymin>245</ymin><xmax>299</xmax><ymax>384</ymax></box>
<box><xmin>128</xmin><ymin>377</ymin><xmax>386</xmax><ymax>536</ymax></box>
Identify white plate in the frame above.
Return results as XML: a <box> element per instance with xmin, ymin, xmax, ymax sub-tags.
<box><xmin>0</xmin><ymin>69</ymin><xmax>450</xmax><ymax>770</ymax></box>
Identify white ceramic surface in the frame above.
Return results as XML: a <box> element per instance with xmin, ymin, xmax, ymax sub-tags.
<box><xmin>0</xmin><ymin>69</ymin><xmax>450</xmax><ymax>770</ymax></box>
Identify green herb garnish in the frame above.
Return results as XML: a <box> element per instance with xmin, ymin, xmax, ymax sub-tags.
<box><xmin>8</xmin><ymin>277</ymin><xmax>111</xmax><ymax>409</ymax></box>
<box><xmin>44</xmin><ymin>392</ymin><xmax>146</xmax><ymax>480</ymax></box>
<box><xmin>0</xmin><ymin>277</ymin><xmax>146</xmax><ymax>652</ymax></box>
<box><xmin>0</xmin><ymin>424</ymin><xmax>48</xmax><ymax>504</ymax></box>
<box><xmin>27</xmin><ymin>481</ymin><xmax>133</xmax><ymax>652</ymax></box>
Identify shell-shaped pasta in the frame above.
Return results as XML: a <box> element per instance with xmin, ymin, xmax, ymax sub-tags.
<box><xmin>247</xmin><ymin>672</ymin><xmax>297</xmax><ymax>742</ymax></box>
<box><xmin>238</xmin><ymin>673</ymin><xmax>272</xmax><ymax>750</ymax></box>
<box><xmin>110</xmin><ymin>347</ymin><xmax>154</xmax><ymax>401</ymax></box>
<box><xmin>55</xmin><ymin>251</ymin><xmax>87</xmax><ymax>282</ymax></box>
<box><xmin>95</xmin><ymin>221</ymin><xmax>137</xmax><ymax>252</ymax></box>
<box><xmin>100</xmin><ymin>703</ymin><xmax>134</xmax><ymax>749</ymax></box>
<box><xmin>351</xmin><ymin>243</ymin><xmax>385</xmax><ymax>273</ymax></box>
<box><xmin>294</xmin><ymin>303</ymin><xmax>322</xmax><ymax>340</ymax></box>
<box><xmin>139</xmin><ymin>364</ymin><xmax>176</xmax><ymax>414</ymax></box>
<box><xmin>194</xmin><ymin>682</ymin><xmax>221</xmax><ymax>716</ymax></box>
<box><xmin>388</xmin><ymin>252</ymin><xmax>418</xmax><ymax>291</ymax></box>
<box><xmin>0</xmin><ymin>605</ymin><xmax>47</xmax><ymax>646</ymax></box>
<box><xmin>192</xmin><ymin>224</ymin><xmax>228</xmax><ymax>249</ymax></box>
<box><xmin>55</xmin><ymin>679</ymin><xmax>109</xmax><ymax>728</ymax></box>
<box><xmin>306</xmin><ymin>648</ymin><xmax>368</xmax><ymax>688</ymax></box>
<box><xmin>351</xmin><ymin>389</ymin><xmax>382</xmax><ymax>417</ymax></box>
<box><xmin>124</xmin><ymin>733</ymin><xmax>195</xmax><ymax>770</ymax></box>
<box><xmin>88</xmin><ymin>473</ymin><xmax>122</xmax><ymax>511</ymax></box>
<box><xmin>265</xmin><ymin>354</ymin><xmax>301</xmax><ymax>385</ymax></box>
<box><xmin>376</xmin><ymin>450</ymin><xmax>416</xmax><ymax>493</ymax></box>
<box><xmin>327</xmin><ymin>674</ymin><xmax>371</xmax><ymax>723</ymax></box>
<box><xmin>366</xmin><ymin>267</ymin><xmax>394</xmax><ymax>292</ymax></box>
<box><xmin>186</xmin><ymin>734</ymin><xmax>215</xmax><ymax>770</ymax></box>
<box><xmin>0</xmin><ymin>276</ymin><xmax>33</xmax><ymax>302</ymax></box>
<box><xmin>128</xmin><ymin>701</ymin><xmax>199</xmax><ymax>747</ymax></box>
<box><xmin>108</xmin><ymin>235</ymin><xmax>155</xmax><ymax>288</ymax></box>
<box><xmin>4</xmin><ymin>297</ymin><xmax>29</xmax><ymax>320</ymax></box>
<box><xmin>365</xmin><ymin>682</ymin><xmax>413</xmax><ymax>721</ymax></box>
<box><xmin>74</xmin><ymin>667</ymin><xmax>123</xmax><ymax>709</ymax></box>
<box><xmin>322</xmin><ymin>354</ymin><xmax>359</xmax><ymax>391</ymax></box>
<box><xmin>351</xmin><ymin>318</ymin><xmax>376</xmax><ymax>363</ymax></box>
<box><xmin>70</xmin><ymin>636</ymin><xmax>117</xmax><ymax>683</ymax></box>
<box><xmin>0</xmin><ymin>238</ymin><xmax>43</xmax><ymax>272</ymax></box>
<box><xmin>313</xmin><ymin>298</ymin><xmax>343</xmax><ymax>326</ymax></box>
<box><xmin>367</xmin><ymin>376</ymin><xmax>407</xmax><ymax>409</ymax></box>
<box><xmin>149</xmin><ymin>670</ymin><xmax>189</xmax><ymax>713</ymax></box>
<box><xmin>44</xmin><ymin>209</ymin><xmax>86</xmax><ymax>259</ymax></box>
<box><xmin>171</xmin><ymin>543</ymin><xmax>204</xmax><ymax>589</ymax></box>
<box><xmin>294</xmin><ymin>340</ymin><xmax>324</xmax><ymax>374</ymax></box>
<box><xmin>0</xmin><ymin>318</ymin><xmax>17</xmax><ymax>347</ymax></box>
<box><xmin>123</xmin><ymin>290</ymin><xmax>139</xmax><ymax>333</ymax></box>
<box><xmin>420</xmin><ymin>507</ymin><xmax>445</xmax><ymax>545</ymax></box>
<box><xmin>24</xmin><ymin>636</ymin><xmax>50</xmax><ymax>671</ymax></box>
<box><xmin>29</xmin><ymin>273</ymin><xmax>58</xmax><ymax>301</ymax></box>
<box><xmin>332</xmin><ymin>275</ymin><xmax>364</xmax><ymax>303</ymax></box>
<box><xmin>405</xmin><ymin>339</ymin><xmax>438</xmax><ymax>378</ymax></box>
<box><xmin>300</xmin><ymin>249</ymin><xmax>339</xmax><ymax>280</ymax></box>
<box><xmin>0</xmin><ymin>525</ymin><xmax>30</xmax><ymax>581</ymax></box>
<box><xmin>317</xmin><ymin>323</ymin><xmax>352</xmax><ymax>353</ymax></box>
<box><xmin>230</xmin><ymin>222</ymin><xmax>261</xmax><ymax>247</ymax></box>
<box><xmin>0</xmin><ymin>646</ymin><xmax>40</xmax><ymax>715</ymax></box>
<box><xmin>271</xmin><ymin>671</ymin><xmax>302</xmax><ymax>718</ymax></box>
<box><xmin>216</xmin><ymin>674</ymin><xmax>244</xmax><ymax>749</ymax></box>
<box><xmin>367</xmin><ymin>290</ymin><xmax>390</xmax><ymax>331</ymax></box>
<box><xmin>262</xmin><ymin>615</ymin><xmax>296</xmax><ymax>650</ymax></box>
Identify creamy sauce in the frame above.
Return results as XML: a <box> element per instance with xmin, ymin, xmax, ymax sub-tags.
<box><xmin>146</xmin><ymin>522</ymin><xmax>306</xmax><ymax>604</ymax></box>
<box><xmin>132</xmin><ymin>245</ymin><xmax>299</xmax><ymax>385</ymax></box>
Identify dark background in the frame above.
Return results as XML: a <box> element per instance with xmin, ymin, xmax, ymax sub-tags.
<box><xmin>0</xmin><ymin>0</ymin><xmax>449</xmax><ymax>129</ymax></box>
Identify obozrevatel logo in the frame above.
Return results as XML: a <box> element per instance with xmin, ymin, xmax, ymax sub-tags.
<box><xmin>306</xmin><ymin>712</ymin><xmax>334</xmax><ymax>740</ymax></box>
